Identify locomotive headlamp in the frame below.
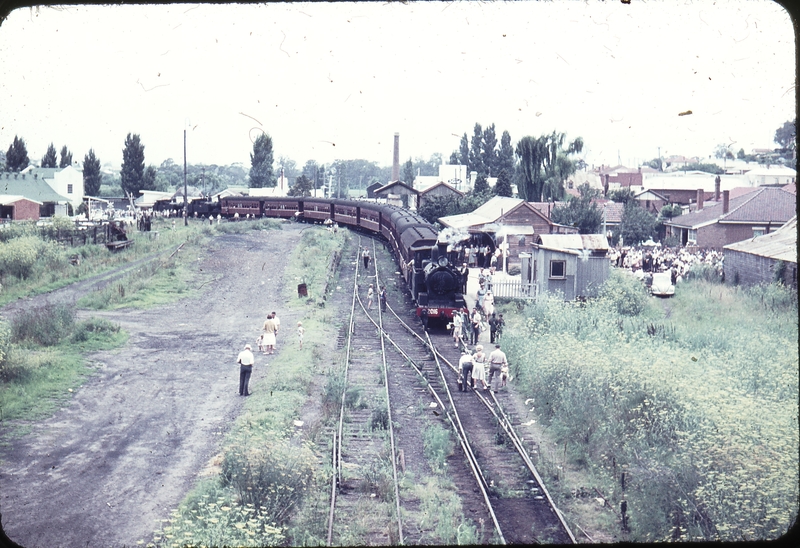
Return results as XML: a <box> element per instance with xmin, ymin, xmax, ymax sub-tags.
<box><xmin>438</xmin><ymin>256</ymin><xmax>448</xmax><ymax>267</ymax></box>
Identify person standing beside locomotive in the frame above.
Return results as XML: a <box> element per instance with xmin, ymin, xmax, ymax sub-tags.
<box><xmin>262</xmin><ymin>313</ymin><xmax>279</xmax><ymax>355</ymax></box>
<box><xmin>470</xmin><ymin>307</ymin><xmax>482</xmax><ymax>345</ymax></box>
<box><xmin>452</xmin><ymin>310</ymin><xmax>463</xmax><ymax>348</ymax></box>
<box><xmin>237</xmin><ymin>343</ymin><xmax>255</xmax><ymax>396</ymax></box>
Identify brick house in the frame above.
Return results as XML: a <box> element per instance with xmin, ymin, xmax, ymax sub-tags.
<box><xmin>0</xmin><ymin>172</ymin><xmax>71</xmax><ymax>216</ymax></box>
<box><xmin>723</xmin><ymin>217</ymin><xmax>796</xmax><ymax>288</ymax></box>
<box><xmin>0</xmin><ymin>195</ymin><xmax>42</xmax><ymax>221</ymax></box>
<box><xmin>373</xmin><ymin>180</ymin><xmax>419</xmax><ymax>209</ymax></box>
<box><xmin>417</xmin><ymin>182</ymin><xmax>464</xmax><ymax>211</ymax></box>
<box><xmin>664</xmin><ymin>187</ymin><xmax>797</xmax><ymax>248</ymax></box>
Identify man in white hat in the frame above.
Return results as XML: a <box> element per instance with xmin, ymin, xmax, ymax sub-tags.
<box><xmin>237</xmin><ymin>343</ymin><xmax>255</xmax><ymax>396</ymax></box>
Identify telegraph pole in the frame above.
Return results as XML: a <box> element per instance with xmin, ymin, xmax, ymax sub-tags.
<box><xmin>183</xmin><ymin>128</ymin><xmax>188</xmax><ymax>226</ymax></box>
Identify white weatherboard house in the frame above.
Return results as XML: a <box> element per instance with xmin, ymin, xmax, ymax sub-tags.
<box><xmin>21</xmin><ymin>165</ymin><xmax>84</xmax><ymax>209</ymax></box>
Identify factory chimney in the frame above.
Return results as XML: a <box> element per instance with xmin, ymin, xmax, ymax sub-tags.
<box><xmin>392</xmin><ymin>133</ymin><xmax>400</xmax><ymax>182</ymax></box>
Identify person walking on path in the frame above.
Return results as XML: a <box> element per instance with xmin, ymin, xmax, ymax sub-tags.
<box><xmin>262</xmin><ymin>313</ymin><xmax>278</xmax><ymax>355</ymax></box>
<box><xmin>237</xmin><ymin>344</ymin><xmax>255</xmax><ymax>396</ymax></box>
<box><xmin>459</xmin><ymin>349</ymin><xmax>474</xmax><ymax>392</ymax></box>
<box><xmin>362</xmin><ymin>248</ymin><xmax>371</xmax><ymax>270</ymax></box>
<box><xmin>472</xmin><ymin>344</ymin><xmax>488</xmax><ymax>390</ymax></box>
<box><xmin>452</xmin><ymin>310</ymin><xmax>464</xmax><ymax>348</ymax></box>
<box><xmin>271</xmin><ymin>311</ymin><xmax>281</xmax><ymax>347</ymax></box>
<box><xmin>297</xmin><ymin>321</ymin><xmax>305</xmax><ymax>349</ymax></box>
<box><xmin>379</xmin><ymin>286</ymin><xmax>387</xmax><ymax>311</ymax></box>
<box><xmin>470</xmin><ymin>308</ymin><xmax>482</xmax><ymax>345</ymax></box>
<box><xmin>487</xmin><ymin>344</ymin><xmax>508</xmax><ymax>393</ymax></box>
<box><xmin>483</xmin><ymin>290</ymin><xmax>495</xmax><ymax>317</ymax></box>
<box><xmin>489</xmin><ymin>313</ymin><xmax>499</xmax><ymax>344</ymax></box>
<box><xmin>367</xmin><ymin>284</ymin><xmax>375</xmax><ymax>310</ymax></box>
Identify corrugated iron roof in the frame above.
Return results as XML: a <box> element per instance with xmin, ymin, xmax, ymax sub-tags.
<box><xmin>0</xmin><ymin>194</ymin><xmax>43</xmax><ymax>205</ymax></box>
<box><xmin>537</xmin><ymin>233</ymin><xmax>609</xmax><ymax>251</ymax></box>
<box><xmin>0</xmin><ymin>175</ymin><xmax>70</xmax><ymax>203</ymax></box>
<box><xmin>666</xmin><ymin>187</ymin><xmax>796</xmax><ymax>229</ymax></box>
<box><xmin>724</xmin><ymin>217</ymin><xmax>797</xmax><ymax>262</ymax></box>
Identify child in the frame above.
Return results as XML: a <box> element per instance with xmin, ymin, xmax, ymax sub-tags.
<box><xmin>256</xmin><ymin>333</ymin><xmax>266</xmax><ymax>353</ymax></box>
<box><xmin>297</xmin><ymin>321</ymin><xmax>305</xmax><ymax>349</ymax></box>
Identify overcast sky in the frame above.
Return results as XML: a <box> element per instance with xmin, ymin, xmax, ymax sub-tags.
<box><xmin>0</xmin><ymin>1</ymin><xmax>795</xmax><ymax>173</ymax></box>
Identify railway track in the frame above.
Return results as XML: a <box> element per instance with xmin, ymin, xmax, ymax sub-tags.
<box><xmin>326</xmin><ymin>236</ymin><xmax>576</xmax><ymax>545</ymax></box>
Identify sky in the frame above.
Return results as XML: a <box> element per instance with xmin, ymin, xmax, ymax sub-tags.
<box><xmin>0</xmin><ymin>1</ymin><xmax>796</xmax><ymax>173</ymax></box>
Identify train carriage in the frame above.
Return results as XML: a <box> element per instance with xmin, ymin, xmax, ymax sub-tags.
<box><xmin>332</xmin><ymin>200</ymin><xmax>359</xmax><ymax>228</ymax></box>
<box><xmin>220</xmin><ymin>196</ymin><xmax>262</xmax><ymax>217</ymax></box>
<box><xmin>263</xmin><ymin>197</ymin><xmax>300</xmax><ymax>218</ymax></box>
<box><xmin>358</xmin><ymin>204</ymin><xmax>382</xmax><ymax>233</ymax></box>
<box><xmin>302</xmin><ymin>199</ymin><xmax>334</xmax><ymax>222</ymax></box>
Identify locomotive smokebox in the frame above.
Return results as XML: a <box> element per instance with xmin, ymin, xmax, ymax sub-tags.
<box><xmin>431</xmin><ymin>241</ymin><xmax>449</xmax><ymax>263</ymax></box>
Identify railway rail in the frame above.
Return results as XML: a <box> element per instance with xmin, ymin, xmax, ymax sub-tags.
<box><xmin>326</xmin><ymin>235</ymin><xmax>576</xmax><ymax>545</ymax></box>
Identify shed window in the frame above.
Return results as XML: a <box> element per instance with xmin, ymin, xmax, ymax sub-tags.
<box><xmin>753</xmin><ymin>227</ymin><xmax>765</xmax><ymax>238</ymax></box>
<box><xmin>688</xmin><ymin>229</ymin><xmax>697</xmax><ymax>243</ymax></box>
<box><xmin>67</xmin><ymin>184</ymin><xmax>73</xmax><ymax>194</ymax></box>
<box><xmin>550</xmin><ymin>260</ymin><xmax>566</xmax><ymax>279</ymax></box>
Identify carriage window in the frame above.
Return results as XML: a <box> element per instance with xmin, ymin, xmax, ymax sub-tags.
<box><xmin>549</xmin><ymin>260</ymin><xmax>566</xmax><ymax>279</ymax></box>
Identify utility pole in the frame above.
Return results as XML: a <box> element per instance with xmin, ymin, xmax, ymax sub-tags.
<box><xmin>183</xmin><ymin>128</ymin><xmax>188</xmax><ymax>226</ymax></box>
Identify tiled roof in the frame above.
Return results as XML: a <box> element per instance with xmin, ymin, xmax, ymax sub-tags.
<box><xmin>666</xmin><ymin>187</ymin><xmax>796</xmax><ymax>229</ymax></box>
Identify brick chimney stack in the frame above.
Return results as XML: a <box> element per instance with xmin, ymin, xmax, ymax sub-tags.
<box><xmin>392</xmin><ymin>133</ymin><xmax>400</xmax><ymax>182</ymax></box>
<box><xmin>722</xmin><ymin>190</ymin><xmax>730</xmax><ymax>214</ymax></box>
<box><xmin>714</xmin><ymin>175</ymin><xmax>721</xmax><ymax>201</ymax></box>
<box><xmin>696</xmin><ymin>189</ymin><xmax>704</xmax><ymax>210</ymax></box>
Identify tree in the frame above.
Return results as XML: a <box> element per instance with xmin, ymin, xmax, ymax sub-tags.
<box><xmin>498</xmin><ymin>130</ymin><xmax>515</xmax><ymax>175</ymax></box>
<box><xmin>449</xmin><ymin>151</ymin><xmax>459</xmax><ymax>165</ymax></box>
<box><xmin>472</xmin><ymin>174</ymin><xmax>490</xmax><ymax>196</ymax></box>
<box><xmin>120</xmin><ymin>133</ymin><xmax>146</xmax><ymax>196</ymax></box>
<box><xmin>678</xmin><ymin>162</ymin><xmax>724</xmax><ymax>175</ymax></box>
<box><xmin>470</xmin><ymin>123</ymin><xmax>484</xmax><ymax>175</ymax></box>
<box><xmin>83</xmin><ymin>149</ymin><xmax>102</xmax><ymax>196</ymax></box>
<box><xmin>288</xmin><ymin>174</ymin><xmax>314</xmax><ymax>197</ymax></box>
<box><xmin>249</xmin><ymin>133</ymin><xmax>275</xmax><ymax>188</ymax></box>
<box><xmin>774</xmin><ymin>118</ymin><xmax>796</xmax><ymax>152</ymax></box>
<box><xmin>275</xmin><ymin>156</ymin><xmax>299</xmax><ymax>182</ymax></box>
<box><xmin>481</xmin><ymin>123</ymin><xmax>498</xmax><ymax>176</ymax></box>
<box><xmin>607</xmin><ymin>188</ymin><xmax>636</xmax><ymax>204</ymax></box>
<box><xmin>658</xmin><ymin>203</ymin><xmax>683</xmax><ymax>221</ymax></box>
<box><xmin>714</xmin><ymin>143</ymin><xmax>734</xmax><ymax>161</ymax></box>
<box><xmin>41</xmin><ymin>143</ymin><xmax>58</xmax><ymax>168</ymax></box>
<box><xmin>494</xmin><ymin>168</ymin><xmax>513</xmax><ymax>197</ymax></box>
<box><xmin>59</xmin><ymin>145</ymin><xmax>73</xmax><ymax>168</ymax></box>
<box><xmin>6</xmin><ymin>135</ymin><xmax>30</xmax><ymax>171</ymax></box>
<box><xmin>402</xmin><ymin>158</ymin><xmax>415</xmax><ymax>185</ymax></box>
<box><xmin>515</xmin><ymin>131</ymin><xmax>583</xmax><ymax>202</ymax></box>
<box><xmin>619</xmin><ymin>201</ymin><xmax>658</xmax><ymax>245</ymax></box>
<box><xmin>142</xmin><ymin>165</ymin><xmax>157</xmax><ymax>191</ymax></box>
<box><xmin>550</xmin><ymin>183</ymin><xmax>603</xmax><ymax>234</ymax></box>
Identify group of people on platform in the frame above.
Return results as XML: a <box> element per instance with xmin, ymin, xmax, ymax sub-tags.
<box><xmin>608</xmin><ymin>245</ymin><xmax>724</xmax><ymax>283</ymax></box>
<box><xmin>448</xmin><ymin>239</ymin><xmax>499</xmax><ymax>270</ymax></box>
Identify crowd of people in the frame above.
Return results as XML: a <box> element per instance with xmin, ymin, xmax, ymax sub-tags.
<box><xmin>608</xmin><ymin>245</ymin><xmax>724</xmax><ymax>283</ymax></box>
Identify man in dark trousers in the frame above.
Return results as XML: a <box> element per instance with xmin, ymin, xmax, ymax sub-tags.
<box><xmin>237</xmin><ymin>343</ymin><xmax>255</xmax><ymax>396</ymax></box>
<box><xmin>489</xmin><ymin>313</ymin><xmax>499</xmax><ymax>343</ymax></box>
<box><xmin>362</xmin><ymin>248</ymin><xmax>370</xmax><ymax>270</ymax></box>
<box><xmin>458</xmin><ymin>349</ymin><xmax>474</xmax><ymax>392</ymax></box>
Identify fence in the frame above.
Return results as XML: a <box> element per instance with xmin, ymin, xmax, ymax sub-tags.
<box><xmin>489</xmin><ymin>279</ymin><xmax>538</xmax><ymax>300</ymax></box>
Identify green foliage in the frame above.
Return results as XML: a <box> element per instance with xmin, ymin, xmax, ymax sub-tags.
<box><xmin>658</xmin><ymin>203</ymin><xmax>683</xmax><ymax>220</ymax></box>
<box><xmin>59</xmin><ymin>145</ymin><xmax>73</xmax><ymax>168</ymax></box>
<box><xmin>11</xmin><ymin>303</ymin><xmax>76</xmax><ymax>346</ymax></box>
<box><xmin>494</xmin><ymin>168</ymin><xmax>513</xmax><ymax>197</ymax></box>
<box><xmin>121</xmin><ymin>132</ymin><xmax>146</xmax><ymax>196</ymax></box>
<box><xmin>70</xmin><ymin>317</ymin><xmax>121</xmax><ymax>343</ymax></box>
<box><xmin>503</xmin><ymin>278</ymin><xmax>798</xmax><ymax>541</ymax></box>
<box><xmin>41</xmin><ymin>142</ymin><xmax>58</xmax><ymax>168</ymax></box>
<box><xmin>684</xmin><ymin>263</ymin><xmax>722</xmax><ymax>284</ymax></box>
<box><xmin>5</xmin><ymin>135</ymin><xmax>30</xmax><ymax>171</ymax></box>
<box><xmin>412</xmin><ymin>478</ymin><xmax>481</xmax><ymax>545</ymax></box>
<box><xmin>402</xmin><ymin>157</ymin><xmax>415</xmax><ymax>185</ymax></box>
<box><xmin>550</xmin><ymin>183</ymin><xmax>603</xmax><ymax>234</ymax></box>
<box><xmin>515</xmin><ymin>131</ymin><xmax>583</xmax><ymax>202</ymax></box>
<box><xmin>249</xmin><ymin>132</ymin><xmax>275</xmax><ymax>188</ymax></box>
<box><xmin>677</xmin><ymin>163</ymin><xmax>724</xmax><ymax>175</ymax></box>
<box><xmin>607</xmin><ymin>188</ymin><xmax>636</xmax><ymax>204</ymax></box>
<box><xmin>288</xmin><ymin>174</ymin><xmax>314</xmax><ymax>197</ymax></box>
<box><xmin>422</xmin><ymin>422</ymin><xmax>454</xmax><ymax>474</ymax></box>
<box><xmin>0</xmin><ymin>236</ymin><xmax>42</xmax><ymax>279</ymax></box>
<box><xmin>82</xmin><ymin>148</ymin><xmax>102</xmax><ymax>196</ymax></box>
<box><xmin>598</xmin><ymin>269</ymin><xmax>650</xmax><ymax>316</ymax></box>
<box><xmin>472</xmin><ymin>174</ymin><xmax>490</xmax><ymax>196</ymax></box>
<box><xmin>619</xmin><ymin>201</ymin><xmax>658</xmax><ymax>245</ymax></box>
<box><xmin>772</xmin><ymin>260</ymin><xmax>787</xmax><ymax>284</ymax></box>
<box><xmin>774</xmin><ymin>118</ymin><xmax>796</xmax><ymax>152</ymax></box>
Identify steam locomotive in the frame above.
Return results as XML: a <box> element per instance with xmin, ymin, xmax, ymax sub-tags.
<box><xmin>207</xmin><ymin>196</ymin><xmax>466</xmax><ymax>320</ymax></box>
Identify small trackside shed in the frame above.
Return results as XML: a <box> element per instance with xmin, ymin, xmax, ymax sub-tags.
<box><xmin>723</xmin><ymin>217</ymin><xmax>797</xmax><ymax>289</ymax></box>
<box><xmin>0</xmin><ymin>195</ymin><xmax>42</xmax><ymax>221</ymax></box>
<box><xmin>531</xmin><ymin>234</ymin><xmax>610</xmax><ymax>300</ymax></box>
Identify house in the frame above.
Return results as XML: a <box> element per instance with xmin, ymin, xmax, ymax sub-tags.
<box><xmin>529</xmin><ymin>233</ymin><xmax>610</xmax><ymax>300</ymax></box>
<box><xmin>438</xmin><ymin>196</ymin><xmax>577</xmax><ymax>271</ymax></box>
<box><xmin>366</xmin><ymin>180</ymin><xmax>383</xmax><ymax>199</ymax></box>
<box><xmin>0</xmin><ymin>195</ymin><xmax>42</xmax><ymax>221</ymax></box>
<box><xmin>634</xmin><ymin>189</ymin><xmax>669</xmax><ymax>216</ymax></box>
<box><xmin>723</xmin><ymin>217</ymin><xmax>797</xmax><ymax>289</ymax></box>
<box><xmin>744</xmin><ymin>166</ymin><xmax>796</xmax><ymax>187</ymax></box>
<box><xmin>664</xmin><ymin>187</ymin><xmax>797</xmax><ymax>248</ymax></box>
<box><xmin>373</xmin><ymin>180</ymin><xmax>419</xmax><ymax>209</ymax></box>
<box><xmin>418</xmin><ymin>182</ymin><xmax>464</xmax><ymax>211</ymax></box>
<box><xmin>0</xmin><ymin>171</ymin><xmax>71</xmax><ymax>216</ymax></box>
<box><xmin>642</xmin><ymin>171</ymin><xmax>753</xmax><ymax>205</ymax></box>
<box><xmin>20</xmin><ymin>165</ymin><xmax>84</xmax><ymax>209</ymax></box>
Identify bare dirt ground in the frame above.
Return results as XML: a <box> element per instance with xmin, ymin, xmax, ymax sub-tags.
<box><xmin>0</xmin><ymin>223</ymin><xmax>306</xmax><ymax>548</ymax></box>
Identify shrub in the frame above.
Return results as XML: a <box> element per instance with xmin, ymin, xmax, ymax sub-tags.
<box><xmin>422</xmin><ymin>423</ymin><xmax>453</xmax><ymax>474</ymax></box>
<box><xmin>598</xmin><ymin>269</ymin><xmax>650</xmax><ymax>316</ymax></box>
<box><xmin>11</xmin><ymin>303</ymin><xmax>76</xmax><ymax>346</ymax></box>
<box><xmin>71</xmin><ymin>318</ymin><xmax>120</xmax><ymax>343</ymax></box>
<box><xmin>0</xmin><ymin>236</ymin><xmax>41</xmax><ymax>279</ymax></box>
<box><xmin>684</xmin><ymin>263</ymin><xmax>722</xmax><ymax>283</ymax></box>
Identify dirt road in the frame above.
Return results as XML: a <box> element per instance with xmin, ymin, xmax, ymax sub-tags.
<box><xmin>0</xmin><ymin>224</ymin><xmax>305</xmax><ymax>547</ymax></box>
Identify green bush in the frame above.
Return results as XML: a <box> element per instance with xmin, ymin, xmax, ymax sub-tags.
<box><xmin>0</xmin><ymin>236</ymin><xmax>41</xmax><ymax>279</ymax></box>
<box><xmin>11</xmin><ymin>303</ymin><xmax>76</xmax><ymax>346</ymax></box>
<box><xmin>684</xmin><ymin>263</ymin><xmax>722</xmax><ymax>283</ymax></box>
<box><xmin>71</xmin><ymin>318</ymin><xmax>120</xmax><ymax>343</ymax></box>
<box><xmin>598</xmin><ymin>269</ymin><xmax>650</xmax><ymax>316</ymax></box>
<box><xmin>422</xmin><ymin>423</ymin><xmax>453</xmax><ymax>474</ymax></box>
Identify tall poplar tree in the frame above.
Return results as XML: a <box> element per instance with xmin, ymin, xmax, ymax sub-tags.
<box><xmin>481</xmin><ymin>123</ymin><xmax>498</xmax><ymax>176</ymax></box>
<box><xmin>249</xmin><ymin>133</ymin><xmax>275</xmax><ymax>188</ymax></box>
<box><xmin>498</xmin><ymin>130</ymin><xmax>515</xmax><ymax>175</ymax></box>
<box><xmin>120</xmin><ymin>133</ymin><xmax>146</xmax><ymax>196</ymax></box>
<box><xmin>41</xmin><ymin>143</ymin><xmax>58</xmax><ymax>168</ymax></box>
<box><xmin>470</xmin><ymin>123</ymin><xmax>484</xmax><ymax>175</ymax></box>
<box><xmin>494</xmin><ymin>168</ymin><xmax>513</xmax><ymax>197</ymax></box>
<box><xmin>5</xmin><ymin>135</ymin><xmax>30</xmax><ymax>171</ymax></box>
<box><xmin>59</xmin><ymin>145</ymin><xmax>73</xmax><ymax>168</ymax></box>
<box><xmin>83</xmin><ymin>149</ymin><xmax>102</xmax><ymax>195</ymax></box>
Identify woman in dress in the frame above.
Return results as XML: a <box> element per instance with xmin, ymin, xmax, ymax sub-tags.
<box><xmin>483</xmin><ymin>290</ymin><xmax>495</xmax><ymax>318</ymax></box>
<box><xmin>367</xmin><ymin>284</ymin><xmax>374</xmax><ymax>310</ymax></box>
<box><xmin>262</xmin><ymin>313</ymin><xmax>278</xmax><ymax>355</ymax></box>
<box><xmin>472</xmin><ymin>344</ymin><xmax>488</xmax><ymax>390</ymax></box>
<box><xmin>452</xmin><ymin>310</ymin><xmax>463</xmax><ymax>348</ymax></box>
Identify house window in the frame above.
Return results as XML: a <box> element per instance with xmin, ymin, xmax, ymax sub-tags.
<box><xmin>67</xmin><ymin>184</ymin><xmax>73</xmax><ymax>194</ymax></box>
<box><xmin>517</xmin><ymin>236</ymin><xmax>526</xmax><ymax>246</ymax></box>
<box><xmin>550</xmin><ymin>260</ymin><xmax>566</xmax><ymax>279</ymax></box>
<box><xmin>688</xmin><ymin>229</ymin><xmax>697</xmax><ymax>243</ymax></box>
<box><xmin>753</xmin><ymin>227</ymin><xmax>765</xmax><ymax>238</ymax></box>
